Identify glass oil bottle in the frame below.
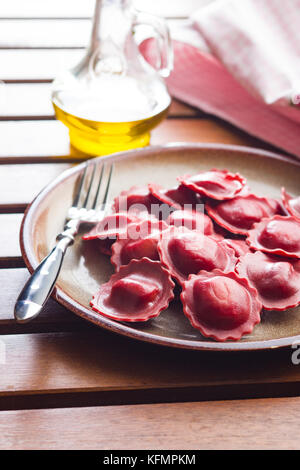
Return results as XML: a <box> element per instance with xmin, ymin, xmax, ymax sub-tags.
<box><xmin>51</xmin><ymin>0</ymin><xmax>173</xmax><ymax>156</ymax></box>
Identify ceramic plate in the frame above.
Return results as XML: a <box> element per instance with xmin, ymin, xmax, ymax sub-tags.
<box><xmin>20</xmin><ymin>143</ymin><xmax>300</xmax><ymax>351</ymax></box>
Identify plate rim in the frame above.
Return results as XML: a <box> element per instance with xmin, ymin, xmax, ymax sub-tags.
<box><xmin>20</xmin><ymin>142</ymin><xmax>300</xmax><ymax>352</ymax></box>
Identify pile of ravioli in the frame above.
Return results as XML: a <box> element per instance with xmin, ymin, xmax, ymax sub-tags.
<box><xmin>83</xmin><ymin>168</ymin><xmax>300</xmax><ymax>342</ymax></box>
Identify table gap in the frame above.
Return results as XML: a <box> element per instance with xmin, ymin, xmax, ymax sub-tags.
<box><xmin>1</xmin><ymin>382</ymin><xmax>300</xmax><ymax>412</ymax></box>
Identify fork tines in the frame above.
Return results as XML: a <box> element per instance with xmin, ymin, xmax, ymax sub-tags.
<box><xmin>73</xmin><ymin>161</ymin><xmax>114</xmax><ymax>213</ymax></box>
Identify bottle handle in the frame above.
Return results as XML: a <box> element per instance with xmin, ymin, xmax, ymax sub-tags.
<box><xmin>134</xmin><ymin>11</ymin><xmax>173</xmax><ymax>78</ymax></box>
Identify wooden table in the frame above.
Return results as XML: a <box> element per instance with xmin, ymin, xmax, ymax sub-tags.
<box><xmin>1</xmin><ymin>0</ymin><xmax>300</xmax><ymax>451</ymax></box>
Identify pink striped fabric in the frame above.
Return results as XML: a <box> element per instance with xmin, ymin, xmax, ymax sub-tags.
<box><xmin>166</xmin><ymin>41</ymin><xmax>300</xmax><ymax>159</ymax></box>
<box><xmin>140</xmin><ymin>0</ymin><xmax>300</xmax><ymax>159</ymax></box>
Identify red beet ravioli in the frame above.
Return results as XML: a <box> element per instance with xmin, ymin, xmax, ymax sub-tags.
<box><xmin>111</xmin><ymin>219</ymin><xmax>168</xmax><ymax>270</ymax></box>
<box><xmin>113</xmin><ymin>185</ymin><xmax>159</xmax><ymax>214</ymax></box>
<box><xmin>221</xmin><ymin>239</ymin><xmax>250</xmax><ymax>258</ymax></box>
<box><xmin>178</xmin><ymin>169</ymin><xmax>246</xmax><ymax>200</ymax></box>
<box><xmin>148</xmin><ymin>183</ymin><xmax>199</xmax><ymax>210</ymax></box>
<box><xmin>206</xmin><ymin>194</ymin><xmax>282</xmax><ymax>235</ymax></box>
<box><xmin>82</xmin><ymin>212</ymin><xmax>138</xmax><ymax>241</ymax></box>
<box><xmin>282</xmin><ymin>188</ymin><xmax>300</xmax><ymax>220</ymax></box>
<box><xmin>91</xmin><ymin>258</ymin><xmax>174</xmax><ymax>322</ymax></box>
<box><xmin>181</xmin><ymin>269</ymin><xmax>262</xmax><ymax>341</ymax></box>
<box><xmin>247</xmin><ymin>215</ymin><xmax>300</xmax><ymax>259</ymax></box>
<box><xmin>236</xmin><ymin>251</ymin><xmax>300</xmax><ymax>311</ymax></box>
<box><xmin>158</xmin><ymin>226</ymin><xmax>236</xmax><ymax>284</ymax></box>
<box><xmin>166</xmin><ymin>209</ymin><xmax>214</xmax><ymax>236</ymax></box>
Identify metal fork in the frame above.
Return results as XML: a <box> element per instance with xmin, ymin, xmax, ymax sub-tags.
<box><xmin>14</xmin><ymin>162</ymin><xmax>114</xmax><ymax>323</ymax></box>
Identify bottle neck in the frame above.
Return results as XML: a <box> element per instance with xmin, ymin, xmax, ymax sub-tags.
<box><xmin>90</xmin><ymin>0</ymin><xmax>133</xmax><ymax>49</ymax></box>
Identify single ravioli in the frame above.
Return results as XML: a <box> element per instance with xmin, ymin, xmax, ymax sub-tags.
<box><xmin>113</xmin><ymin>185</ymin><xmax>160</xmax><ymax>215</ymax></box>
<box><xmin>91</xmin><ymin>258</ymin><xmax>174</xmax><ymax>322</ymax></box>
<box><xmin>236</xmin><ymin>251</ymin><xmax>300</xmax><ymax>310</ymax></box>
<box><xmin>246</xmin><ymin>215</ymin><xmax>300</xmax><ymax>259</ymax></box>
<box><xmin>178</xmin><ymin>169</ymin><xmax>246</xmax><ymax>200</ymax></box>
<box><xmin>206</xmin><ymin>194</ymin><xmax>282</xmax><ymax>235</ymax></box>
<box><xmin>158</xmin><ymin>226</ymin><xmax>236</xmax><ymax>284</ymax></box>
<box><xmin>82</xmin><ymin>212</ymin><xmax>139</xmax><ymax>241</ymax></box>
<box><xmin>111</xmin><ymin>219</ymin><xmax>168</xmax><ymax>270</ymax></box>
<box><xmin>148</xmin><ymin>183</ymin><xmax>200</xmax><ymax>210</ymax></box>
<box><xmin>181</xmin><ymin>269</ymin><xmax>262</xmax><ymax>341</ymax></box>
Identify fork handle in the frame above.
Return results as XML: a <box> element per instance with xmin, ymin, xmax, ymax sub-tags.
<box><xmin>14</xmin><ymin>236</ymin><xmax>73</xmax><ymax>323</ymax></box>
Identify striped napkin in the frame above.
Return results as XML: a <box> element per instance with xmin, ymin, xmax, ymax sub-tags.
<box><xmin>142</xmin><ymin>0</ymin><xmax>300</xmax><ymax>158</ymax></box>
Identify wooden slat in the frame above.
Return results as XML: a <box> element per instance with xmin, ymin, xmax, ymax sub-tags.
<box><xmin>153</xmin><ymin>118</ymin><xmax>268</xmax><ymax>148</ymax></box>
<box><xmin>0</xmin><ymin>0</ymin><xmax>201</xmax><ymax>19</ymax></box>
<box><xmin>0</xmin><ymin>83</ymin><xmax>53</xmax><ymax>118</ymax></box>
<box><xmin>0</xmin><ymin>163</ymin><xmax>71</xmax><ymax>211</ymax></box>
<box><xmin>0</xmin><ymin>330</ymin><xmax>299</xmax><ymax>409</ymax></box>
<box><xmin>0</xmin><ymin>19</ymin><xmax>185</xmax><ymax>80</ymax></box>
<box><xmin>0</xmin><ymin>19</ymin><xmax>90</xmax><ymax>49</ymax></box>
<box><xmin>0</xmin><ymin>0</ymin><xmax>95</xmax><ymax>18</ymax></box>
<box><xmin>1</xmin><ymin>397</ymin><xmax>300</xmax><ymax>449</ymax></box>
<box><xmin>0</xmin><ymin>118</ymin><xmax>272</xmax><ymax>164</ymax></box>
<box><xmin>0</xmin><ymin>20</ymin><xmax>181</xmax><ymax>79</ymax></box>
<box><xmin>0</xmin><ymin>214</ymin><xmax>23</xmax><ymax>267</ymax></box>
<box><xmin>0</xmin><ymin>121</ymin><xmax>73</xmax><ymax>159</ymax></box>
<box><xmin>0</xmin><ymin>268</ymin><xmax>83</xmax><ymax>334</ymax></box>
<box><xmin>0</xmin><ymin>18</ymin><xmax>184</xmax><ymax>49</ymax></box>
<box><xmin>0</xmin><ymin>83</ymin><xmax>200</xmax><ymax>119</ymax></box>
<box><xmin>0</xmin><ymin>50</ymin><xmax>82</xmax><ymax>81</ymax></box>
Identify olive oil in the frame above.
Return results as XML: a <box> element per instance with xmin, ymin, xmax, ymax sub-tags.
<box><xmin>52</xmin><ymin>92</ymin><xmax>170</xmax><ymax>156</ymax></box>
